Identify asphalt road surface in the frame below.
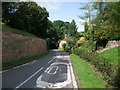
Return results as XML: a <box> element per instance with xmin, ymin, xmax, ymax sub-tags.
<box><xmin>2</xmin><ymin>50</ymin><xmax>77</xmax><ymax>89</ymax></box>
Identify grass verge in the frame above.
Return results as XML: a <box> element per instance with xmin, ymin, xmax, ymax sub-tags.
<box><xmin>70</xmin><ymin>53</ymin><xmax>106</xmax><ymax>88</ymax></box>
<box><xmin>2</xmin><ymin>25</ymin><xmax>37</xmax><ymax>37</ymax></box>
<box><xmin>2</xmin><ymin>52</ymin><xmax>48</xmax><ymax>69</ymax></box>
<box><xmin>98</xmin><ymin>46</ymin><xmax>120</xmax><ymax>66</ymax></box>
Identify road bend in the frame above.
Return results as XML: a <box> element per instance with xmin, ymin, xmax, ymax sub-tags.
<box><xmin>2</xmin><ymin>50</ymin><xmax>77</xmax><ymax>89</ymax></box>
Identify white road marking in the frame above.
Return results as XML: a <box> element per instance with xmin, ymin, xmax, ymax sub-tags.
<box><xmin>0</xmin><ymin>69</ymin><xmax>9</xmax><ymax>73</ymax></box>
<box><xmin>36</xmin><ymin>62</ymin><xmax>71</xmax><ymax>88</ymax></box>
<box><xmin>13</xmin><ymin>61</ymin><xmax>36</xmax><ymax>69</ymax></box>
<box><xmin>47</xmin><ymin>66</ymin><xmax>59</xmax><ymax>74</ymax></box>
<box><xmin>13</xmin><ymin>64</ymin><xmax>25</xmax><ymax>69</ymax></box>
<box><xmin>69</xmin><ymin>60</ymin><xmax>78</xmax><ymax>89</ymax></box>
<box><xmin>45</xmin><ymin>62</ymin><xmax>65</xmax><ymax>73</ymax></box>
<box><xmin>48</xmin><ymin>58</ymin><xmax>55</xmax><ymax>64</ymax></box>
<box><xmin>15</xmin><ymin>67</ymin><xmax>43</xmax><ymax>89</ymax></box>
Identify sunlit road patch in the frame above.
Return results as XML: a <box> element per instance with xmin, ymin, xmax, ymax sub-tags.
<box><xmin>36</xmin><ymin>62</ymin><xmax>71</xmax><ymax>88</ymax></box>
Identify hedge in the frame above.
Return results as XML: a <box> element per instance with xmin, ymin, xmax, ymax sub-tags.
<box><xmin>73</xmin><ymin>47</ymin><xmax>120</xmax><ymax>88</ymax></box>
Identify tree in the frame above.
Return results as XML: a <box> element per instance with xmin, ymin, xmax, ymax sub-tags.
<box><xmin>92</xmin><ymin>2</ymin><xmax>120</xmax><ymax>41</ymax></box>
<box><xmin>52</xmin><ymin>20</ymin><xmax>66</xmax><ymax>40</ymax></box>
<box><xmin>2</xmin><ymin>2</ymin><xmax>49</xmax><ymax>38</ymax></box>
<box><xmin>79</xmin><ymin>2</ymin><xmax>120</xmax><ymax>50</ymax></box>
<box><xmin>68</xmin><ymin>20</ymin><xmax>77</xmax><ymax>36</ymax></box>
<box><xmin>2</xmin><ymin>2</ymin><xmax>18</xmax><ymax>24</ymax></box>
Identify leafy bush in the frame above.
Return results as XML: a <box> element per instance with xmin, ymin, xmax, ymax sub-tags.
<box><xmin>79</xmin><ymin>42</ymin><xmax>90</xmax><ymax>50</ymax></box>
<box><xmin>62</xmin><ymin>43</ymin><xmax>70</xmax><ymax>52</ymax></box>
<box><xmin>76</xmin><ymin>37</ymin><xmax>86</xmax><ymax>45</ymax></box>
<box><xmin>73</xmin><ymin>47</ymin><xmax>119</xmax><ymax>87</ymax></box>
<box><xmin>62</xmin><ymin>43</ymin><xmax>66</xmax><ymax>49</ymax></box>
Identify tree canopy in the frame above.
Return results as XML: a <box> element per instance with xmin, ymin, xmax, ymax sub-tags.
<box><xmin>79</xmin><ymin>2</ymin><xmax>120</xmax><ymax>50</ymax></box>
<box><xmin>2</xmin><ymin>2</ymin><xmax>78</xmax><ymax>49</ymax></box>
<box><xmin>2</xmin><ymin>2</ymin><xmax>49</xmax><ymax>38</ymax></box>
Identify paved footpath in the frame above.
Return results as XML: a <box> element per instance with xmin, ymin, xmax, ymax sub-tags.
<box><xmin>1</xmin><ymin>50</ymin><xmax>78</xmax><ymax>89</ymax></box>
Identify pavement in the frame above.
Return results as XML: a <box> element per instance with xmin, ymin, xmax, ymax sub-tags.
<box><xmin>1</xmin><ymin>50</ymin><xmax>78</xmax><ymax>89</ymax></box>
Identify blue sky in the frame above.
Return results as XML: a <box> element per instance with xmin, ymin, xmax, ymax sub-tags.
<box><xmin>37</xmin><ymin>2</ymin><xmax>87</xmax><ymax>32</ymax></box>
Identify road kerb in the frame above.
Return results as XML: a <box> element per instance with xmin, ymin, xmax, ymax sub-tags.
<box><xmin>69</xmin><ymin>57</ymin><xmax>78</xmax><ymax>89</ymax></box>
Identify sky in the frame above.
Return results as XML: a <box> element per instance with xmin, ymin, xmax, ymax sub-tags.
<box><xmin>36</xmin><ymin>2</ymin><xmax>88</xmax><ymax>32</ymax></box>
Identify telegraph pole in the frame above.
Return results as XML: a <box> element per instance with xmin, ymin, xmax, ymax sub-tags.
<box><xmin>88</xmin><ymin>0</ymin><xmax>94</xmax><ymax>51</ymax></box>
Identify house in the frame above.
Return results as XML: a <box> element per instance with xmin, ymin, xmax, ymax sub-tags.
<box><xmin>59</xmin><ymin>34</ymin><xmax>70</xmax><ymax>49</ymax></box>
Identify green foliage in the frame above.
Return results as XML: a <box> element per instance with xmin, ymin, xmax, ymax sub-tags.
<box><xmin>62</xmin><ymin>43</ymin><xmax>66</xmax><ymax>49</ymax></box>
<box><xmin>72</xmin><ymin>47</ymin><xmax>119</xmax><ymax>87</ymax></box>
<box><xmin>2</xmin><ymin>2</ymin><xmax>49</xmax><ymax>38</ymax></box>
<box><xmin>99</xmin><ymin>46</ymin><xmax>120</xmax><ymax>87</ymax></box>
<box><xmin>73</xmin><ymin>32</ymin><xmax>84</xmax><ymax>43</ymax></box>
<box><xmin>53</xmin><ymin>19</ymin><xmax>77</xmax><ymax>39</ymax></box>
<box><xmin>52</xmin><ymin>20</ymin><xmax>77</xmax><ymax>49</ymax></box>
<box><xmin>70</xmin><ymin>54</ymin><xmax>106</xmax><ymax>88</ymax></box>
<box><xmin>79</xmin><ymin>2</ymin><xmax>120</xmax><ymax>51</ymax></box>
<box><xmin>99</xmin><ymin>46</ymin><xmax>120</xmax><ymax>66</ymax></box>
<box><xmin>79</xmin><ymin>42</ymin><xmax>91</xmax><ymax>50</ymax></box>
<box><xmin>52</xmin><ymin>20</ymin><xmax>66</xmax><ymax>40</ymax></box>
<box><xmin>84</xmin><ymin>22</ymin><xmax>90</xmax><ymax>39</ymax></box>
<box><xmin>2</xmin><ymin>2</ymin><xmax>78</xmax><ymax>49</ymax></box>
<box><xmin>68</xmin><ymin>20</ymin><xmax>77</xmax><ymax>36</ymax></box>
<box><xmin>93</xmin><ymin>2</ymin><xmax>120</xmax><ymax>41</ymax></box>
<box><xmin>76</xmin><ymin>37</ymin><xmax>87</xmax><ymax>46</ymax></box>
<box><xmin>2</xmin><ymin>25</ymin><xmax>37</xmax><ymax>37</ymax></box>
<box><xmin>65</xmin><ymin>39</ymin><xmax>74</xmax><ymax>52</ymax></box>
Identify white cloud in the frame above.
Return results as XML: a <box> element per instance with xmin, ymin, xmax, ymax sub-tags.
<box><xmin>75</xmin><ymin>20</ymin><xmax>84</xmax><ymax>32</ymax></box>
<box><xmin>78</xmin><ymin>18</ymin><xmax>85</xmax><ymax>23</ymax></box>
<box><xmin>75</xmin><ymin>18</ymin><xmax>90</xmax><ymax>32</ymax></box>
<box><xmin>78</xmin><ymin>18</ymin><xmax>89</xmax><ymax>23</ymax></box>
<box><xmin>36</xmin><ymin>2</ymin><xmax>61</xmax><ymax>11</ymax></box>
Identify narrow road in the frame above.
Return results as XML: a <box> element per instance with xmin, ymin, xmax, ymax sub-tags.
<box><xmin>2</xmin><ymin>50</ymin><xmax>77</xmax><ymax>89</ymax></box>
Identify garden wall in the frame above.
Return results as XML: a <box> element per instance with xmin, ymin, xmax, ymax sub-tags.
<box><xmin>106</xmin><ymin>40</ymin><xmax>120</xmax><ymax>48</ymax></box>
<box><xmin>2</xmin><ymin>31</ymin><xmax>47</xmax><ymax>62</ymax></box>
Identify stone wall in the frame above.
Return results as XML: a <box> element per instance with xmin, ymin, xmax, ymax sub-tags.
<box><xmin>106</xmin><ymin>40</ymin><xmax>120</xmax><ymax>48</ymax></box>
<box><xmin>96</xmin><ymin>40</ymin><xmax>120</xmax><ymax>53</ymax></box>
<box><xmin>2</xmin><ymin>31</ymin><xmax>47</xmax><ymax>62</ymax></box>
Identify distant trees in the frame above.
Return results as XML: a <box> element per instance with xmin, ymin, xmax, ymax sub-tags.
<box><xmin>69</xmin><ymin>20</ymin><xmax>77</xmax><ymax>36</ymax></box>
<box><xmin>53</xmin><ymin>20</ymin><xmax>77</xmax><ymax>40</ymax></box>
<box><xmin>52</xmin><ymin>20</ymin><xmax>77</xmax><ymax>48</ymax></box>
<box><xmin>2</xmin><ymin>2</ymin><xmax>78</xmax><ymax>49</ymax></box>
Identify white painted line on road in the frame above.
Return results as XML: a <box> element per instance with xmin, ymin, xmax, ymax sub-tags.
<box><xmin>47</xmin><ymin>66</ymin><xmax>59</xmax><ymax>74</ymax></box>
<box><xmin>45</xmin><ymin>62</ymin><xmax>68</xmax><ymax>73</ymax></box>
<box><xmin>0</xmin><ymin>69</ymin><xmax>9</xmax><ymax>73</ymax></box>
<box><xmin>69</xmin><ymin>60</ymin><xmax>78</xmax><ymax>89</ymax></box>
<box><xmin>13</xmin><ymin>61</ymin><xmax>37</xmax><ymax>69</ymax></box>
<box><xmin>12</xmin><ymin>64</ymin><xmax>27</xmax><ymax>69</ymax></box>
<box><xmin>48</xmin><ymin>63</ymin><xmax>71</xmax><ymax>88</ymax></box>
<box><xmin>15</xmin><ymin>67</ymin><xmax>43</xmax><ymax>89</ymax></box>
<box><xmin>36</xmin><ymin>62</ymin><xmax>71</xmax><ymax>88</ymax></box>
<box><xmin>48</xmin><ymin>58</ymin><xmax>55</xmax><ymax>64</ymax></box>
